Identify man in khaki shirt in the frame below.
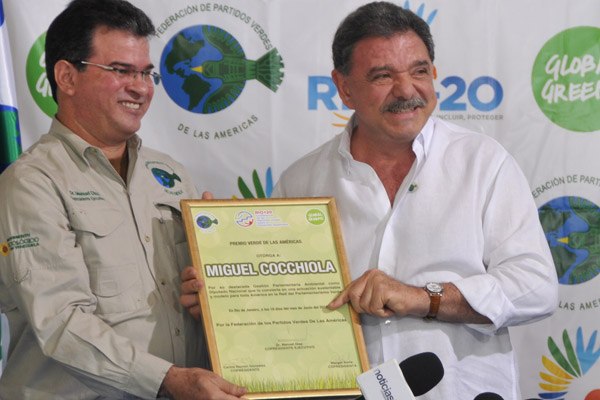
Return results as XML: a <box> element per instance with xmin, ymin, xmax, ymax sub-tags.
<box><xmin>0</xmin><ymin>0</ymin><xmax>247</xmax><ymax>398</ymax></box>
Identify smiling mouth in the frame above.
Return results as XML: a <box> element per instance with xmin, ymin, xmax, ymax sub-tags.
<box><xmin>390</xmin><ymin>106</ymin><xmax>418</xmax><ymax>113</ymax></box>
<box><xmin>120</xmin><ymin>101</ymin><xmax>141</xmax><ymax>110</ymax></box>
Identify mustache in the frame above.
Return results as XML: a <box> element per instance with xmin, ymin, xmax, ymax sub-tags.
<box><xmin>382</xmin><ymin>97</ymin><xmax>427</xmax><ymax>113</ymax></box>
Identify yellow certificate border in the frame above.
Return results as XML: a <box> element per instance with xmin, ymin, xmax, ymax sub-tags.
<box><xmin>181</xmin><ymin>197</ymin><xmax>369</xmax><ymax>399</ymax></box>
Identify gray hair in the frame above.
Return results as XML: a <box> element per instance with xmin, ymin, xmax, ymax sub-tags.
<box><xmin>332</xmin><ymin>2</ymin><xmax>435</xmax><ymax>75</ymax></box>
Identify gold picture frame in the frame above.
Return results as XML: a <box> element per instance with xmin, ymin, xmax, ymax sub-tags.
<box><xmin>181</xmin><ymin>197</ymin><xmax>369</xmax><ymax>399</ymax></box>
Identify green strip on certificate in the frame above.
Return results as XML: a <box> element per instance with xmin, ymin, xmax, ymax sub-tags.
<box><xmin>181</xmin><ymin>197</ymin><xmax>369</xmax><ymax>399</ymax></box>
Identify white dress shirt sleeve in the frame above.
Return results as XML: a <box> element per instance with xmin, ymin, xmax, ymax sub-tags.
<box><xmin>454</xmin><ymin>155</ymin><xmax>558</xmax><ymax>333</ymax></box>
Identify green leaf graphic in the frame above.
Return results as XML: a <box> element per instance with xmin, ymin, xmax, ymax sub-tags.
<box><xmin>237</xmin><ymin>176</ymin><xmax>255</xmax><ymax>199</ymax></box>
<box><xmin>252</xmin><ymin>170</ymin><xmax>265</xmax><ymax>198</ymax></box>
<box><xmin>563</xmin><ymin>329</ymin><xmax>582</xmax><ymax>376</ymax></box>
<box><xmin>548</xmin><ymin>334</ymin><xmax>579</xmax><ymax>377</ymax></box>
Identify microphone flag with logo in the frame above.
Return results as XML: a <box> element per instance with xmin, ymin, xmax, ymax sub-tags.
<box><xmin>356</xmin><ymin>352</ymin><xmax>444</xmax><ymax>399</ymax></box>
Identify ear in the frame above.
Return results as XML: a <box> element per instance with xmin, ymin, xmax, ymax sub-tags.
<box><xmin>54</xmin><ymin>60</ymin><xmax>78</xmax><ymax>97</ymax></box>
<box><xmin>332</xmin><ymin>69</ymin><xmax>355</xmax><ymax>110</ymax></box>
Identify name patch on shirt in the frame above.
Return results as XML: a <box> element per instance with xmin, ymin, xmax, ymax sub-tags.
<box><xmin>69</xmin><ymin>190</ymin><xmax>105</xmax><ymax>202</ymax></box>
<box><xmin>1</xmin><ymin>233</ymin><xmax>40</xmax><ymax>256</ymax></box>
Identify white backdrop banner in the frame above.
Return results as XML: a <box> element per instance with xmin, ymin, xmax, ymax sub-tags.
<box><xmin>2</xmin><ymin>1</ymin><xmax>600</xmax><ymax>398</ymax></box>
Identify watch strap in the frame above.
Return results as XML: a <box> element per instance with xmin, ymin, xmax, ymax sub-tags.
<box><xmin>425</xmin><ymin>291</ymin><xmax>441</xmax><ymax>319</ymax></box>
<box><xmin>424</xmin><ymin>283</ymin><xmax>443</xmax><ymax>320</ymax></box>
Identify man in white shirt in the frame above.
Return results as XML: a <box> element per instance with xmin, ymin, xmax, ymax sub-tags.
<box><xmin>274</xmin><ymin>2</ymin><xmax>558</xmax><ymax>399</ymax></box>
<box><xmin>182</xmin><ymin>2</ymin><xmax>558</xmax><ymax>398</ymax></box>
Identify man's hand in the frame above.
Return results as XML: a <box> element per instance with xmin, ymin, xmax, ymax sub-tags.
<box><xmin>327</xmin><ymin>269</ymin><xmax>427</xmax><ymax>318</ymax></box>
<box><xmin>180</xmin><ymin>266</ymin><xmax>203</xmax><ymax>321</ymax></box>
<box><xmin>159</xmin><ymin>366</ymin><xmax>247</xmax><ymax>400</ymax></box>
<box><xmin>328</xmin><ymin>269</ymin><xmax>493</xmax><ymax>324</ymax></box>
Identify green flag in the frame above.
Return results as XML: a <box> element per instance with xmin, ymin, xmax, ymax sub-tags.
<box><xmin>0</xmin><ymin>105</ymin><xmax>21</xmax><ymax>174</ymax></box>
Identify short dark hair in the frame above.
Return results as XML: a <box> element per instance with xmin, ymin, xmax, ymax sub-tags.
<box><xmin>45</xmin><ymin>0</ymin><xmax>155</xmax><ymax>102</ymax></box>
<box><xmin>332</xmin><ymin>1</ymin><xmax>435</xmax><ymax>75</ymax></box>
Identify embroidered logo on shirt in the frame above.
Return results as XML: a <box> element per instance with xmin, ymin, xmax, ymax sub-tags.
<box><xmin>146</xmin><ymin>161</ymin><xmax>183</xmax><ymax>196</ymax></box>
<box><xmin>2</xmin><ymin>233</ymin><xmax>40</xmax><ymax>254</ymax></box>
<box><xmin>68</xmin><ymin>190</ymin><xmax>105</xmax><ymax>202</ymax></box>
<box><xmin>1</xmin><ymin>242</ymin><xmax>10</xmax><ymax>256</ymax></box>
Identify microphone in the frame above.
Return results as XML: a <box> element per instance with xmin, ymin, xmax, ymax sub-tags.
<box><xmin>355</xmin><ymin>352</ymin><xmax>444</xmax><ymax>399</ymax></box>
<box><xmin>474</xmin><ymin>393</ymin><xmax>504</xmax><ymax>400</ymax></box>
<box><xmin>400</xmin><ymin>352</ymin><xmax>444</xmax><ymax>396</ymax></box>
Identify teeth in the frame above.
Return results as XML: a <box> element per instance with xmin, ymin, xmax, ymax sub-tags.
<box><xmin>121</xmin><ymin>102</ymin><xmax>140</xmax><ymax>110</ymax></box>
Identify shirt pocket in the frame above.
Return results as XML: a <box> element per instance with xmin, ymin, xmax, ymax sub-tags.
<box><xmin>68</xmin><ymin>206</ymin><xmax>128</xmax><ymax>266</ymax></box>
<box><xmin>69</xmin><ymin>206</ymin><xmax>146</xmax><ymax>314</ymax></box>
<box><xmin>88</xmin><ymin>262</ymin><xmax>147</xmax><ymax>315</ymax></box>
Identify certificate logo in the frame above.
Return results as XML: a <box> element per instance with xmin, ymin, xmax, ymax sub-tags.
<box><xmin>306</xmin><ymin>209</ymin><xmax>326</xmax><ymax>226</ymax></box>
<box><xmin>235</xmin><ymin>210</ymin><xmax>254</xmax><ymax>228</ymax></box>
<box><xmin>195</xmin><ymin>212</ymin><xmax>219</xmax><ymax>233</ymax></box>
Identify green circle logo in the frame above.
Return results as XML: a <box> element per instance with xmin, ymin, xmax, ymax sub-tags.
<box><xmin>306</xmin><ymin>209</ymin><xmax>325</xmax><ymax>225</ymax></box>
<box><xmin>532</xmin><ymin>26</ymin><xmax>600</xmax><ymax>132</ymax></box>
<box><xmin>26</xmin><ymin>32</ymin><xmax>57</xmax><ymax>118</ymax></box>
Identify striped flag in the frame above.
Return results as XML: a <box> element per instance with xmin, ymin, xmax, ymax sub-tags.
<box><xmin>1</xmin><ymin>0</ymin><xmax>20</xmax><ymax>376</ymax></box>
<box><xmin>0</xmin><ymin>0</ymin><xmax>22</xmax><ymax>175</ymax></box>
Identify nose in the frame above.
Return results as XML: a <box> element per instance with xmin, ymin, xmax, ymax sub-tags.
<box><xmin>126</xmin><ymin>73</ymin><xmax>152</xmax><ymax>97</ymax></box>
<box><xmin>391</xmin><ymin>75</ymin><xmax>417</xmax><ymax>99</ymax></box>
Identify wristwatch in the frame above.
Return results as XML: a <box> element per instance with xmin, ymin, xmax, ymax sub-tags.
<box><xmin>424</xmin><ymin>282</ymin><xmax>444</xmax><ymax>320</ymax></box>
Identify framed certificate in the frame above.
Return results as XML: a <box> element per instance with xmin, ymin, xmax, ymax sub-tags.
<box><xmin>181</xmin><ymin>197</ymin><xmax>369</xmax><ymax>399</ymax></box>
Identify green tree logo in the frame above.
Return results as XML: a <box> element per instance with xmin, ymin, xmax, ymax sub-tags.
<box><xmin>26</xmin><ymin>32</ymin><xmax>57</xmax><ymax>118</ymax></box>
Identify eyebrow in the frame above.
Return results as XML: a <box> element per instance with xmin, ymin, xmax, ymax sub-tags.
<box><xmin>366</xmin><ymin>59</ymin><xmax>431</xmax><ymax>77</ymax></box>
<box><xmin>109</xmin><ymin>61</ymin><xmax>155</xmax><ymax>70</ymax></box>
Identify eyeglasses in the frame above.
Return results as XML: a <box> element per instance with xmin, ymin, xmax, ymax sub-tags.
<box><xmin>77</xmin><ymin>61</ymin><xmax>161</xmax><ymax>85</ymax></box>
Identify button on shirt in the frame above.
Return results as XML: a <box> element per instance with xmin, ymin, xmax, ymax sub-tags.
<box><xmin>0</xmin><ymin>119</ymin><xmax>205</xmax><ymax>399</ymax></box>
<box><xmin>273</xmin><ymin>115</ymin><xmax>558</xmax><ymax>399</ymax></box>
